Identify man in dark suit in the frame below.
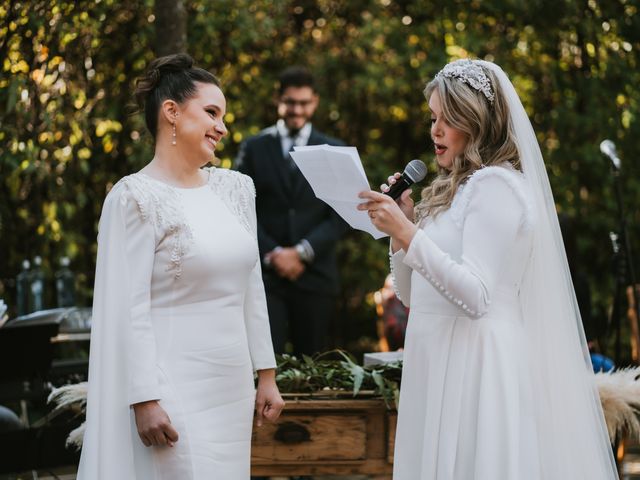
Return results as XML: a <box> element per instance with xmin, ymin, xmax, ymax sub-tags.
<box><xmin>235</xmin><ymin>66</ymin><xmax>348</xmax><ymax>356</ymax></box>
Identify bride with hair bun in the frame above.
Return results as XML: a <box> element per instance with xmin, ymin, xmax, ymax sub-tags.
<box><xmin>77</xmin><ymin>53</ymin><xmax>284</xmax><ymax>479</ymax></box>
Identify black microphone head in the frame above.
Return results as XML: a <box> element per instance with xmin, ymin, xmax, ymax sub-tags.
<box><xmin>404</xmin><ymin>159</ymin><xmax>428</xmax><ymax>183</ymax></box>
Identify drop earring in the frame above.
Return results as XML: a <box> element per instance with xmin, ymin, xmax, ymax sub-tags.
<box><xmin>172</xmin><ymin>122</ymin><xmax>177</xmax><ymax>146</ymax></box>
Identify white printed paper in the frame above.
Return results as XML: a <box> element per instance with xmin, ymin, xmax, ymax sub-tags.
<box><xmin>290</xmin><ymin>145</ymin><xmax>387</xmax><ymax>239</ymax></box>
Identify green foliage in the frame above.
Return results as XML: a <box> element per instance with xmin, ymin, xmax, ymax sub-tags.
<box><xmin>0</xmin><ymin>0</ymin><xmax>155</xmax><ymax>304</ymax></box>
<box><xmin>275</xmin><ymin>351</ymin><xmax>402</xmax><ymax>407</ymax></box>
<box><xmin>1</xmin><ymin>0</ymin><xmax>639</xmax><ymax>358</ymax></box>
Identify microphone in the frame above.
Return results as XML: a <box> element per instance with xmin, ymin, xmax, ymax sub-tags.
<box><xmin>600</xmin><ymin>139</ymin><xmax>621</xmax><ymax>170</ymax></box>
<box><xmin>384</xmin><ymin>159</ymin><xmax>428</xmax><ymax>200</ymax></box>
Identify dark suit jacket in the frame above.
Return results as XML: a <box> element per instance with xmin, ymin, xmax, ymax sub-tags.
<box><xmin>235</xmin><ymin>125</ymin><xmax>349</xmax><ymax>295</ymax></box>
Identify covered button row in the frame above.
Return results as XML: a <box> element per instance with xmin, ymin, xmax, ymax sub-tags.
<box><xmin>410</xmin><ymin>259</ymin><xmax>484</xmax><ymax>318</ymax></box>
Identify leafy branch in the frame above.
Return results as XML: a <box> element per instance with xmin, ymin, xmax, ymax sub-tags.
<box><xmin>274</xmin><ymin>350</ymin><xmax>402</xmax><ymax>408</ymax></box>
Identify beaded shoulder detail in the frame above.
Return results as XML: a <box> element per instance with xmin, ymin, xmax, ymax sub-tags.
<box><xmin>449</xmin><ymin>165</ymin><xmax>534</xmax><ymax>231</ymax></box>
<box><xmin>206</xmin><ymin>167</ymin><xmax>256</xmax><ymax>237</ymax></box>
<box><xmin>112</xmin><ymin>173</ymin><xmax>194</xmax><ymax>278</ymax></box>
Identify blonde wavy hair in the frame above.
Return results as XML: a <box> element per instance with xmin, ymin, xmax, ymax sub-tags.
<box><xmin>414</xmin><ymin>63</ymin><xmax>520</xmax><ymax>222</ymax></box>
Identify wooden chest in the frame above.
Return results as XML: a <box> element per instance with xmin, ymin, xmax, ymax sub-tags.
<box><xmin>251</xmin><ymin>397</ymin><xmax>397</xmax><ymax>478</ymax></box>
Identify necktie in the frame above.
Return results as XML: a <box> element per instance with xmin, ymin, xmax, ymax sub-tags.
<box><xmin>287</xmin><ymin>134</ymin><xmax>298</xmax><ymax>170</ymax></box>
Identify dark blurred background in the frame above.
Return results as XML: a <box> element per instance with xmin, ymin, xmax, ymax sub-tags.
<box><xmin>1</xmin><ymin>0</ymin><xmax>639</xmax><ymax>361</ymax></box>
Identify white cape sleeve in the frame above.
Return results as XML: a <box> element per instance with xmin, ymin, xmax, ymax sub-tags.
<box><xmin>241</xmin><ymin>174</ymin><xmax>277</xmax><ymax>371</ymax></box>
<box><xmin>77</xmin><ymin>181</ymin><xmax>160</xmax><ymax>479</ymax></box>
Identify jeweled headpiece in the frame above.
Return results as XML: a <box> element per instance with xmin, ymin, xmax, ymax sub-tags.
<box><xmin>436</xmin><ymin>59</ymin><xmax>495</xmax><ymax>103</ymax></box>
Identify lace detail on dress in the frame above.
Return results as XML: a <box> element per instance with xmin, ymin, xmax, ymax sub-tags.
<box><xmin>114</xmin><ymin>174</ymin><xmax>194</xmax><ymax>279</ymax></box>
<box><xmin>449</xmin><ymin>165</ymin><xmax>533</xmax><ymax>231</ymax></box>
<box><xmin>206</xmin><ymin>168</ymin><xmax>256</xmax><ymax>237</ymax></box>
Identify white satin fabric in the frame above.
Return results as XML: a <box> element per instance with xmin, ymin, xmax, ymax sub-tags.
<box><xmin>77</xmin><ymin>168</ymin><xmax>276</xmax><ymax>479</ymax></box>
<box><xmin>391</xmin><ymin>59</ymin><xmax>618</xmax><ymax>480</ymax></box>
<box><xmin>391</xmin><ymin>165</ymin><xmax>541</xmax><ymax>479</ymax></box>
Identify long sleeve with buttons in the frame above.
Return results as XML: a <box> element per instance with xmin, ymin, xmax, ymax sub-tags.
<box><xmin>390</xmin><ymin>173</ymin><xmax>527</xmax><ymax>317</ymax></box>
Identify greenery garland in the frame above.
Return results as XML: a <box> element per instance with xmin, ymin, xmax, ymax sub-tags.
<box><xmin>274</xmin><ymin>350</ymin><xmax>402</xmax><ymax>408</ymax></box>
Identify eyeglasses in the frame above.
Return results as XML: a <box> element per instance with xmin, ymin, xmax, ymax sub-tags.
<box><xmin>281</xmin><ymin>98</ymin><xmax>314</xmax><ymax>108</ymax></box>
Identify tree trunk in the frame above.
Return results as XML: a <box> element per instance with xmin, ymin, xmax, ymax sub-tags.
<box><xmin>154</xmin><ymin>0</ymin><xmax>187</xmax><ymax>56</ymax></box>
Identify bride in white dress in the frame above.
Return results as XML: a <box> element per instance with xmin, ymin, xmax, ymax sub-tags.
<box><xmin>77</xmin><ymin>53</ymin><xmax>284</xmax><ymax>479</ymax></box>
<box><xmin>359</xmin><ymin>59</ymin><xmax>618</xmax><ymax>479</ymax></box>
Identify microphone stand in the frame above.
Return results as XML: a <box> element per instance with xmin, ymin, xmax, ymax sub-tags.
<box><xmin>610</xmin><ymin>232</ymin><xmax>623</xmax><ymax>364</ymax></box>
<box><xmin>610</xmin><ymin>164</ymin><xmax>640</xmax><ymax>365</ymax></box>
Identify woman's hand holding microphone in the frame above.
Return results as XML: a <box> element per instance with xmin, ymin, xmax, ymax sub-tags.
<box><xmin>358</xmin><ymin>173</ymin><xmax>418</xmax><ymax>253</ymax></box>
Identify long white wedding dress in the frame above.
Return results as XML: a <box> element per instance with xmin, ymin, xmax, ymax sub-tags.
<box><xmin>390</xmin><ymin>158</ymin><xmax>618</xmax><ymax>479</ymax></box>
<box><xmin>391</xmin><ymin>164</ymin><xmax>540</xmax><ymax>479</ymax></box>
<box><xmin>77</xmin><ymin>167</ymin><xmax>276</xmax><ymax>479</ymax></box>
<box><xmin>390</xmin><ymin>59</ymin><xmax>617</xmax><ymax>480</ymax></box>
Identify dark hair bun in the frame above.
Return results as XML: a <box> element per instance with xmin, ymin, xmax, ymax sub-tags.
<box><xmin>152</xmin><ymin>53</ymin><xmax>195</xmax><ymax>74</ymax></box>
<box><xmin>134</xmin><ymin>53</ymin><xmax>195</xmax><ymax>110</ymax></box>
<box><xmin>133</xmin><ymin>53</ymin><xmax>220</xmax><ymax>139</ymax></box>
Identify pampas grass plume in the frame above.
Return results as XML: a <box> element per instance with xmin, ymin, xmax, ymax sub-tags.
<box><xmin>596</xmin><ymin>366</ymin><xmax>640</xmax><ymax>442</ymax></box>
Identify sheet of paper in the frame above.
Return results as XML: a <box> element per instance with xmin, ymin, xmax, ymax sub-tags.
<box><xmin>290</xmin><ymin>145</ymin><xmax>388</xmax><ymax>239</ymax></box>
